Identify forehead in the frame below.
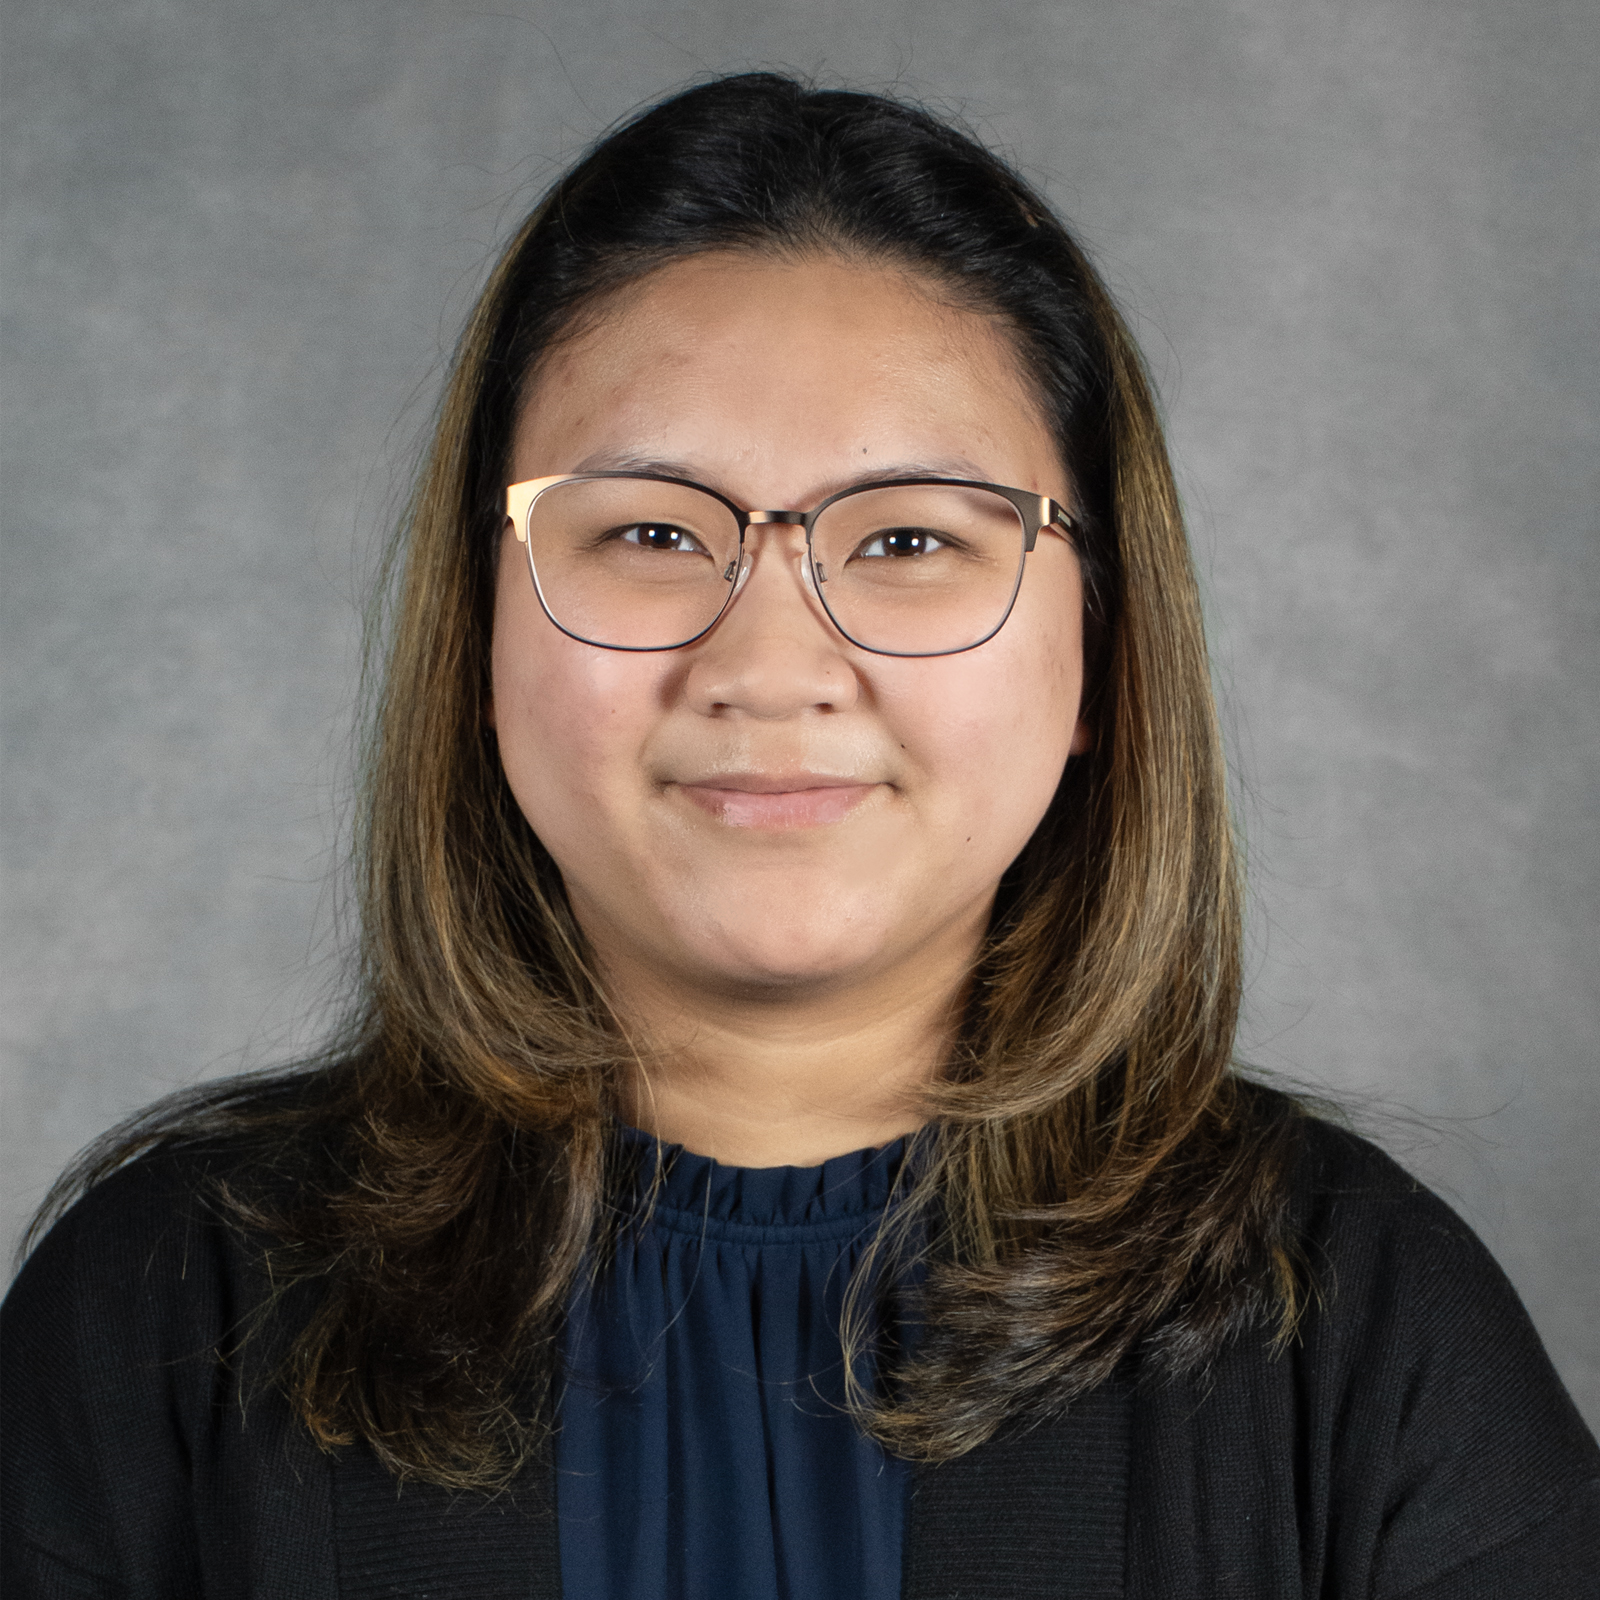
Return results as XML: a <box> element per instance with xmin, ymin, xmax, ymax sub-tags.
<box><xmin>512</xmin><ymin>252</ymin><xmax>1059</xmax><ymax>494</ymax></box>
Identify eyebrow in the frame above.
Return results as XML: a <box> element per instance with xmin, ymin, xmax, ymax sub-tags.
<box><xmin>564</xmin><ymin>451</ymin><xmax>1006</xmax><ymax>503</ymax></box>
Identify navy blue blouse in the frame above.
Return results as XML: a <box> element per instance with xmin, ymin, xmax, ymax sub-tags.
<box><xmin>556</xmin><ymin>1129</ymin><xmax>910</xmax><ymax>1600</ymax></box>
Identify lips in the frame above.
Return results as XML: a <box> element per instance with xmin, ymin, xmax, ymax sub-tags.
<box><xmin>674</xmin><ymin>773</ymin><xmax>880</xmax><ymax>829</ymax></box>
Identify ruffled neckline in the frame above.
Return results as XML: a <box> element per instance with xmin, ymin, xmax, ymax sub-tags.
<box><xmin>613</xmin><ymin>1124</ymin><xmax>909</xmax><ymax>1239</ymax></box>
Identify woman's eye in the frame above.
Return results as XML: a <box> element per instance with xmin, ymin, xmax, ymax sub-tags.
<box><xmin>618</xmin><ymin>522</ymin><xmax>707</xmax><ymax>554</ymax></box>
<box><xmin>856</xmin><ymin>526</ymin><xmax>947</xmax><ymax>559</ymax></box>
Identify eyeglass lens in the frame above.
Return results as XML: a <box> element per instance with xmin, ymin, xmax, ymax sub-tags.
<box><xmin>521</xmin><ymin>478</ymin><xmax>1029</xmax><ymax>655</ymax></box>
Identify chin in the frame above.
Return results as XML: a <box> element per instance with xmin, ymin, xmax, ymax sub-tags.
<box><xmin>682</xmin><ymin>905</ymin><xmax>902</xmax><ymax>994</ymax></box>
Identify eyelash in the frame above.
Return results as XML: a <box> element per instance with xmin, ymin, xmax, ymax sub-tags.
<box><xmin>614</xmin><ymin>523</ymin><xmax>710</xmax><ymax>554</ymax></box>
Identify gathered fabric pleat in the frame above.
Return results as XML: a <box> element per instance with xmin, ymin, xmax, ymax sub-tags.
<box><xmin>557</xmin><ymin>1129</ymin><xmax>911</xmax><ymax>1600</ymax></box>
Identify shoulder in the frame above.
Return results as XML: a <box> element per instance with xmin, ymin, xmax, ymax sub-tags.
<box><xmin>1283</xmin><ymin>1107</ymin><xmax>1593</xmax><ymax>1448</ymax></box>
<box><xmin>2</xmin><ymin>1077</ymin><xmax>343</xmax><ymax>1593</ymax></box>
<box><xmin>5</xmin><ymin>1064</ymin><xmax>352</xmax><ymax>1365</ymax></box>
<box><xmin>7</xmin><ymin>1068</ymin><xmax>341</xmax><ymax>1334</ymax></box>
<box><xmin>7</xmin><ymin>1138</ymin><xmax>252</xmax><ymax>1339</ymax></box>
<box><xmin>6</xmin><ymin>1068</ymin><xmax>344</xmax><ymax>1354</ymax></box>
<box><xmin>2</xmin><ymin>1121</ymin><xmax>310</xmax><ymax>1440</ymax></box>
<box><xmin>1288</xmin><ymin>1105</ymin><xmax>1600</xmax><ymax>1592</ymax></box>
<box><xmin>1286</xmin><ymin>1110</ymin><xmax>1562</xmax><ymax>1371</ymax></box>
<box><xmin>1291</xmin><ymin>1111</ymin><xmax>1491</xmax><ymax>1278</ymax></box>
<box><xmin>1</xmin><ymin>1146</ymin><xmax>236</xmax><ymax>1591</ymax></box>
<box><xmin>1126</xmin><ymin>1094</ymin><xmax>1599</xmax><ymax>1594</ymax></box>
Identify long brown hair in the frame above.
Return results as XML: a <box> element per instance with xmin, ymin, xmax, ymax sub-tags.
<box><xmin>26</xmin><ymin>73</ymin><xmax>1302</xmax><ymax>1488</ymax></box>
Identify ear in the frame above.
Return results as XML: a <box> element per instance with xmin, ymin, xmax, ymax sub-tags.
<box><xmin>1069</xmin><ymin>716</ymin><xmax>1093</xmax><ymax>755</ymax></box>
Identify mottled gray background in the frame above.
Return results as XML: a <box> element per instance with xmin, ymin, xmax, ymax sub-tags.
<box><xmin>4</xmin><ymin>0</ymin><xmax>1596</xmax><ymax>1429</ymax></box>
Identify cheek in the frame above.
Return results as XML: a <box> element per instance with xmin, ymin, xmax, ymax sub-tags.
<box><xmin>908</xmin><ymin>671</ymin><xmax>1075</xmax><ymax>840</ymax></box>
<box><xmin>490</xmin><ymin>560</ymin><xmax>655</xmax><ymax>834</ymax></box>
<box><xmin>893</xmin><ymin>586</ymin><xmax>1084</xmax><ymax>843</ymax></box>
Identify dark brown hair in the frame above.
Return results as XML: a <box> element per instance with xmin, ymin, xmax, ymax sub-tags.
<box><xmin>27</xmin><ymin>72</ymin><xmax>1302</xmax><ymax>1488</ymax></box>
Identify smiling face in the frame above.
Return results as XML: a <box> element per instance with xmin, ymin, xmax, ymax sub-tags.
<box><xmin>491</xmin><ymin>252</ymin><xmax>1088</xmax><ymax>1021</ymax></box>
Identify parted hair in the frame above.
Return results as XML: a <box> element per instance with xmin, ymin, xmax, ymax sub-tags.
<box><xmin>29</xmin><ymin>72</ymin><xmax>1302</xmax><ymax>1489</ymax></box>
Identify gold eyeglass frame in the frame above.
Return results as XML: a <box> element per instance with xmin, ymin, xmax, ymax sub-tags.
<box><xmin>504</xmin><ymin>471</ymin><xmax>1079</xmax><ymax>658</ymax></box>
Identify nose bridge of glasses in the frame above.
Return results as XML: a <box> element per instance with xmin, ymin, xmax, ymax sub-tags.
<box><xmin>733</xmin><ymin>513</ymin><xmax>813</xmax><ymax>577</ymax></box>
<box><xmin>724</xmin><ymin>515</ymin><xmax>825</xmax><ymax>613</ymax></box>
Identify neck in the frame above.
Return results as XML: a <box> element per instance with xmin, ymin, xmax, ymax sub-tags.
<box><xmin>602</xmin><ymin>949</ymin><xmax>968</xmax><ymax>1169</ymax></box>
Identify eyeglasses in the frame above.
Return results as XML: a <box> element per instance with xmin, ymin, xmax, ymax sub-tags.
<box><xmin>503</xmin><ymin>472</ymin><xmax>1078</xmax><ymax>657</ymax></box>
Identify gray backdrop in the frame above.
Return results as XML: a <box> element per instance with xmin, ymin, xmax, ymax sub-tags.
<box><xmin>4</xmin><ymin>0</ymin><xmax>1596</xmax><ymax>1431</ymax></box>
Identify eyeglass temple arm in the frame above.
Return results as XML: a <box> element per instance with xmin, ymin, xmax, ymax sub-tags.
<box><xmin>1025</xmin><ymin>496</ymin><xmax>1079</xmax><ymax>552</ymax></box>
<box><xmin>506</xmin><ymin>477</ymin><xmax>572</xmax><ymax>542</ymax></box>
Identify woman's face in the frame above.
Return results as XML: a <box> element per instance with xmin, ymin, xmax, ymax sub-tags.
<box><xmin>492</xmin><ymin>253</ymin><xmax>1088</xmax><ymax>1010</ymax></box>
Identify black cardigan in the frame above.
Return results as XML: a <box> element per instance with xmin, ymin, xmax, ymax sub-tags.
<box><xmin>4</xmin><ymin>1112</ymin><xmax>1598</xmax><ymax>1599</ymax></box>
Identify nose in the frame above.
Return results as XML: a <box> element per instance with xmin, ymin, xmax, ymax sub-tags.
<box><xmin>679</xmin><ymin>523</ymin><xmax>859</xmax><ymax>718</ymax></box>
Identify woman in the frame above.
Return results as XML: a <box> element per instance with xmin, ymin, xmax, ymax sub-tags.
<box><xmin>3</xmin><ymin>72</ymin><xmax>1596</xmax><ymax>1600</ymax></box>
